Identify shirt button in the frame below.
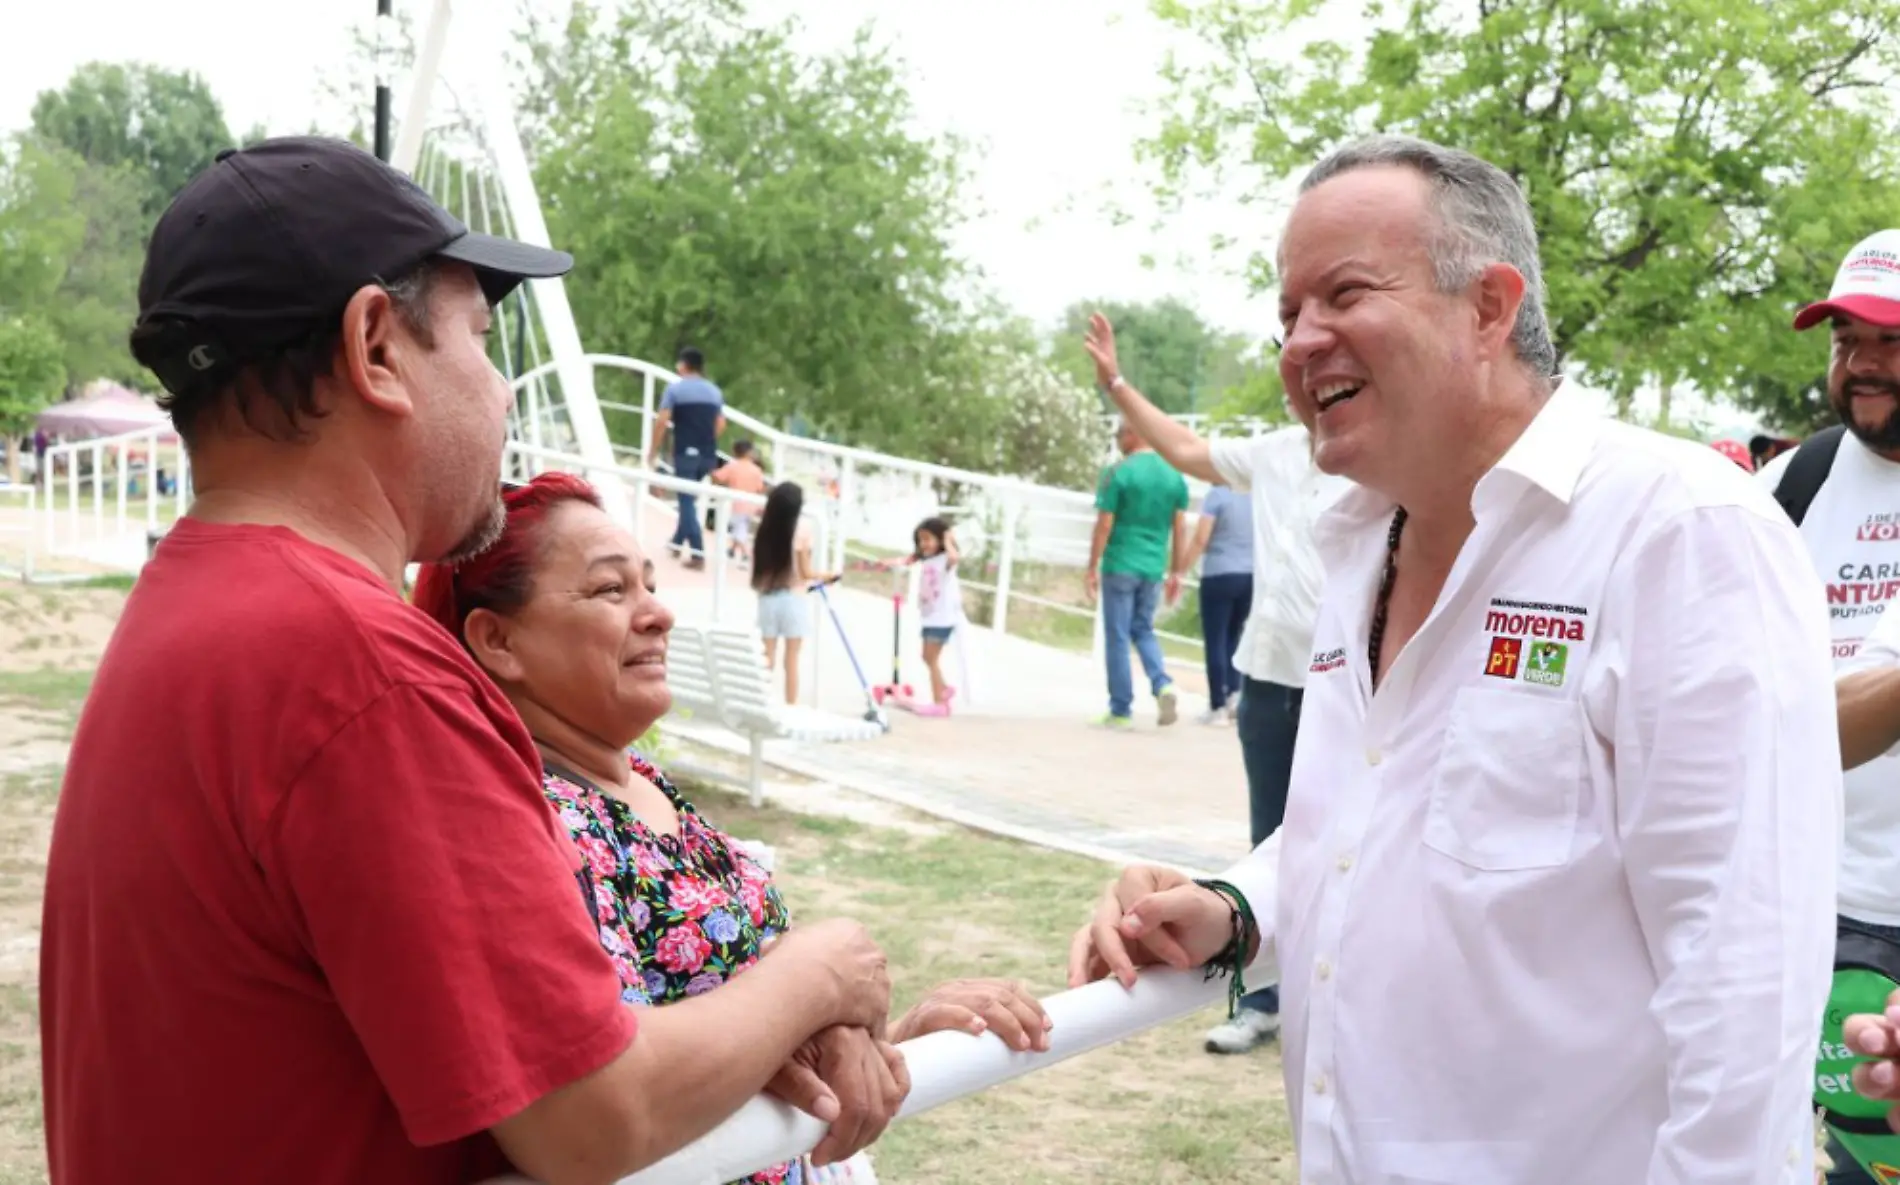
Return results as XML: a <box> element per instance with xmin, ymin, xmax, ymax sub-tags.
<box><xmin>1316</xmin><ymin>960</ymin><xmax>1332</xmax><ymax>981</ymax></box>
<box><xmin>1365</xmin><ymin>748</ymin><xmax>1382</xmax><ymax>766</ymax></box>
<box><xmin>1336</xmin><ymin>854</ymin><xmax>1353</xmax><ymax>872</ymax></box>
<box><xmin>1312</xmin><ymin>1074</ymin><xmax>1328</xmax><ymax>1095</ymax></box>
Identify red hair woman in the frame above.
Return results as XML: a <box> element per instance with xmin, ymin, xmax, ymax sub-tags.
<box><xmin>413</xmin><ymin>473</ymin><xmax>1051</xmax><ymax>1184</ymax></box>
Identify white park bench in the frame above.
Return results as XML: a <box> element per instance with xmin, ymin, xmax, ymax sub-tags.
<box><xmin>666</xmin><ymin>621</ymin><xmax>885</xmax><ymax>805</ymax></box>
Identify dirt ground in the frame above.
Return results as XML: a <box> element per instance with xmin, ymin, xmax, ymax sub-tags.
<box><xmin>0</xmin><ymin>581</ymin><xmax>126</xmax><ymax>1185</ymax></box>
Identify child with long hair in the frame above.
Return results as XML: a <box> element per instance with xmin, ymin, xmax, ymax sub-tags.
<box><xmin>749</xmin><ymin>481</ymin><xmax>834</xmax><ymax>703</ymax></box>
<box><xmin>879</xmin><ymin>515</ymin><xmax>962</xmax><ymax>716</ymax></box>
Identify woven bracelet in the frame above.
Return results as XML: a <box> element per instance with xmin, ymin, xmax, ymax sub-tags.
<box><xmin>1193</xmin><ymin>877</ymin><xmax>1258</xmax><ymax>1019</ymax></box>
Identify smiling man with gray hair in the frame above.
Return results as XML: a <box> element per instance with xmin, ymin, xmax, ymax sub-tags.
<box><xmin>1074</xmin><ymin>134</ymin><xmax>1840</xmax><ymax>1183</ymax></box>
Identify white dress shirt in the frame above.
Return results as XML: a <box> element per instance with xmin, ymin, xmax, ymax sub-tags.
<box><xmin>1218</xmin><ymin>393</ymin><xmax>1840</xmax><ymax>1184</ymax></box>
<box><xmin>1209</xmin><ymin>427</ymin><xmax>1354</xmax><ymax>688</ymax></box>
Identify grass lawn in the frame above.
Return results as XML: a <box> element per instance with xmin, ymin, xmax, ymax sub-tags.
<box><xmin>0</xmin><ymin>582</ymin><xmax>1297</xmax><ymax>1184</ymax></box>
<box><xmin>690</xmin><ymin>783</ymin><xmax>1296</xmax><ymax>1183</ymax></box>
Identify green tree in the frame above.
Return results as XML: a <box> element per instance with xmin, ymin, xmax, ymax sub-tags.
<box><xmin>0</xmin><ymin>134</ymin><xmax>148</xmax><ymax>388</ymax></box>
<box><xmin>1143</xmin><ymin>0</ymin><xmax>1900</xmax><ymax>426</ymax></box>
<box><xmin>0</xmin><ymin>315</ymin><xmax>66</xmax><ymax>484</ymax></box>
<box><xmin>31</xmin><ymin>62</ymin><xmax>235</xmax><ymax>218</ymax></box>
<box><xmin>1050</xmin><ymin>298</ymin><xmax>1223</xmax><ymax>415</ymax></box>
<box><xmin>1049</xmin><ymin>298</ymin><xmax>1286</xmax><ymax>426</ymax></box>
<box><xmin>0</xmin><ymin>134</ymin><xmax>137</xmax><ymax>389</ymax></box>
<box><xmin>527</xmin><ymin>1</ymin><xmax>987</xmax><ymax>461</ymax></box>
<box><xmin>0</xmin><ymin>136</ymin><xmax>86</xmax><ymax>311</ymax></box>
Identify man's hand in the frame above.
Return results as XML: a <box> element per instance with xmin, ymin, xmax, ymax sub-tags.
<box><xmin>1083</xmin><ymin>312</ymin><xmax>1120</xmax><ymax>388</ymax></box>
<box><xmin>1067</xmin><ymin>865</ymin><xmax>1236</xmax><ymax>990</ymax></box>
<box><xmin>1084</xmin><ymin>569</ymin><xmax>1100</xmax><ymax>601</ymax></box>
<box><xmin>762</xmin><ymin>1026</ymin><xmax>910</xmax><ymax>1167</ymax></box>
<box><xmin>1165</xmin><ymin>572</ymin><xmax>1183</xmax><ymax>607</ymax></box>
<box><xmin>1847</xmin><ymin>991</ymin><xmax>1900</xmax><ymax>1129</ymax></box>
<box><xmin>889</xmin><ymin>978</ymin><xmax>1053</xmax><ymax>1051</ymax></box>
<box><xmin>765</xmin><ymin>918</ymin><xmax>891</xmax><ymax>1034</ymax></box>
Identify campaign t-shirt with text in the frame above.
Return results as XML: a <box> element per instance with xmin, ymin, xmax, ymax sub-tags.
<box><xmin>1761</xmin><ymin>434</ymin><xmax>1900</xmax><ymax>924</ymax></box>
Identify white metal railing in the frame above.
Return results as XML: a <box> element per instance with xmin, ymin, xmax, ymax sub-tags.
<box><xmin>32</xmin><ymin>426</ymin><xmax>188</xmax><ymax>578</ymax></box>
<box><xmin>0</xmin><ymin>485</ymin><xmax>45</xmax><ymax>582</ymax></box>
<box><xmin>508</xmin><ymin>355</ymin><xmax>1214</xmax><ymax>679</ymax></box>
<box><xmin>504</xmin><ymin>441</ymin><xmax>775</xmax><ymax>626</ymax></box>
<box><xmin>1095</xmin><ymin>411</ymin><xmax>1280</xmax><ymax>440</ymax></box>
<box><xmin>472</xmin><ymin>965</ymin><xmax>1231</xmax><ymax>1185</ymax></box>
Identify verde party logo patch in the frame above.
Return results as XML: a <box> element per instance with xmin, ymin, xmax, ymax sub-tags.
<box><xmin>1523</xmin><ymin>641</ymin><xmax>1569</xmax><ymax>688</ymax></box>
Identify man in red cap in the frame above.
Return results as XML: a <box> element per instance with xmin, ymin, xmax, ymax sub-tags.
<box><xmin>1758</xmin><ymin>228</ymin><xmax>1900</xmax><ymax>1185</ymax></box>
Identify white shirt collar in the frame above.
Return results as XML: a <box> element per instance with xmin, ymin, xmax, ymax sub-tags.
<box><xmin>1316</xmin><ymin>387</ymin><xmax>1601</xmax><ymax>557</ymax></box>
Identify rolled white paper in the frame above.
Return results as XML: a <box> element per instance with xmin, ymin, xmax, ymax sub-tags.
<box><xmin>608</xmin><ymin>965</ymin><xmax>1229</xmax><ymax>1185</ymax></box>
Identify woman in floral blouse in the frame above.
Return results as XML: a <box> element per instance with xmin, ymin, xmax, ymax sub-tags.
<box><xmin>414</xmin><ymin>473</ymin><xmax>1051</xmax><ymax>1185</ymax></box>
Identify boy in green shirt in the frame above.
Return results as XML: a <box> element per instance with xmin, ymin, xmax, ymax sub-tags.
<box><xmin>1086</xmin><ymin>419</ymin><xmax>1189</xmax><ymax>726</ymax></box>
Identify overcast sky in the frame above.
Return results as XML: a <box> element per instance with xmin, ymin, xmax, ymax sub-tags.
<box><xmin>5</xmin><ymin>0</ymin><xmax>1290</xmax><ymax>339</ymax></box>
<box><xmin>6</xmin><ymin>0</ymin><xmax>1729</xmax><ymax>425</ymax></box>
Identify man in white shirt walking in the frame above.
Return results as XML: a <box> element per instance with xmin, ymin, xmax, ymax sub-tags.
<box><xmin>1083</xmin><ymin>322</ymin><xmax>1350</xmax><ymax>1055</ymax></box>
<box><xmin>1754</xmin><ymin>229</ymin><xmax>1900</xmax><ymax>1185</ymax></box>
<box><xmin>1067</xmin><ymin>133</ymin><xmax>1840</xmax><ymax>1184</ymax></box>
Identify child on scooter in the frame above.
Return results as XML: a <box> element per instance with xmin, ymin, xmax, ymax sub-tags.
<box><xmin>878</xmin><ymin>516</ymin><xmax>962</xmax><ymax>716</ymax></box>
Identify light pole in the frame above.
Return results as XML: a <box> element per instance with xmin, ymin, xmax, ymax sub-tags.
<box><xmin>373</xmin><ymin>0</ymin><xmax>394</xmax><ymax>161</ymax></box>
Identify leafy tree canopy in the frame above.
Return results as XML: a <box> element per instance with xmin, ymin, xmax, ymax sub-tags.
<box><xmin>1144</xmin><ymin>0</ymin><xmax>1900</xmax><ymax>430</ymax></box>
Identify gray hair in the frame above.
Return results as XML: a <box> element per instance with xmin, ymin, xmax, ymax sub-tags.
<box><xmin>1299</xmin><ymin>135</ymin><xmax>1558</xmax><ymax>378</ymax></box>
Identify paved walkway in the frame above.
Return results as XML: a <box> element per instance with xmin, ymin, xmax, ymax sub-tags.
<box><xmin>644</xmin><ymin>499</ymin><xmax>1253</xmax><ymax>874</ymax></box>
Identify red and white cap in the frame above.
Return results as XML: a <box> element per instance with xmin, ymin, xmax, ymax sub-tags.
<box><xmin>1794</xmin><ymin>229</ymin><xmax>1900</xmax><ymax>330</ymax></box>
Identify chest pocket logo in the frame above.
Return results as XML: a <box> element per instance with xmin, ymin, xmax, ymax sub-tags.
<box><xmin>1424</xmin><ymin>686</ymin><xmax>1584</xmax><ymax>872</ymax></box>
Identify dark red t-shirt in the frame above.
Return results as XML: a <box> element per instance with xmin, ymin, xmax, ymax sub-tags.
<box><xmin>41</xmin><ymin>519</ymin><xmax>638</xmax><ymax>1185</ymax></box>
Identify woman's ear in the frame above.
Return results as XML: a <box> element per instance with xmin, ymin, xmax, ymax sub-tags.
<box><xmin>463</xmin><ymin>608</ymin><xmax>526</xmax><ymax>683</ymax></box>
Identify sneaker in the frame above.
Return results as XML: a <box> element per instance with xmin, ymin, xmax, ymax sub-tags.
<box><xmin>912</xmin><ymin>702</ymin><xmax>950</xmax><ymax>718</ymax></box>
<box><xmin>1196</xmin><ymin>706</ymin><xmax>1228</xmax><ymax>726</ymax></box>
<box><xmin>1095</xmin><ymin>713</ymin><xmax>1134</xmax><ymax>730</ymax></box>
<box><xmin>1156</xmin><ymin>684</ymin><xmax>1179</xmax><ymax>726</ymax></box>
<box><xmin>1204</xmin><ymin>1009</ymin><xmax>1280</xmax><ymax>1055</ymax></box>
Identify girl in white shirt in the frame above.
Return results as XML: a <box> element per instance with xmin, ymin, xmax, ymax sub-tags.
<box><xmin>883</xmin><ymin>516</ymin><xmax>962</xmax><ymax>716</ymax></box>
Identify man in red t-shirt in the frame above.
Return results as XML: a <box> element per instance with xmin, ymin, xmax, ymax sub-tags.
<box><xmin>41</xmin><ymin>137</ymin><xmax>899</xmax><ymax>1185</ymax></box>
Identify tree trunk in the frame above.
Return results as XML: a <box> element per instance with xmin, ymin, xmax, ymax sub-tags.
<box><xmin>1658</xmin><ymin>380</ymin><xmax>1674</xmax><ymax>430</ymax></box>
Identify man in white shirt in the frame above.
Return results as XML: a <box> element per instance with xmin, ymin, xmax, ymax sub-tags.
<box><xmin>1752</xmin><ymin>230</ymin><xmax>1900</xmax><ymax>1185</ymax></box>
<box><xmin>1067</xmin><ymin>133</ymin><xmax>1840</xmax><ymax>1184</ymax></box>
<box><xmin>1084</xmin><ymin>322</ymin><xmax>1350</xmax><ymax>1054</ymax></box>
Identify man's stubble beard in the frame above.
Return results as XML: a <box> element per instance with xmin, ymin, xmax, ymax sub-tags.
<box><xmin>1836</xmin><ymin>377</ymin><xmax>1900</xmax><ymax>452</ymax></box>
<box><xmin>442</xmin><ymin>492</ymin><xmax>507</xmax><ymax>564</ymax></box>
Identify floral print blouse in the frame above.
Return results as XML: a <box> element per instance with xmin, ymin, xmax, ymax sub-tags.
<box><xmin>544</xmin><ymin>753</ymin><xmax>802</xmax><ymax>1185</ymax></box>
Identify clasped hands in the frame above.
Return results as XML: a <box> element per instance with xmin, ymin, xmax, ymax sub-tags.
<box><xmin>762</xmin><ymin>978</ymin><xmax>1054</xmax><ymax>1167</ymax></box>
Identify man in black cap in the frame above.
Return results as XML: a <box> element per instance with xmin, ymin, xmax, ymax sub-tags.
<box><xmin>40</xmin><ymin>137</ymin><xmax>898</xmax><ymax>1185</ymax></box>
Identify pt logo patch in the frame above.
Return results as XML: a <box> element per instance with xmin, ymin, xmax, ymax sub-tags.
<box><xmin>1524</xmin><ymin>641</ymin><xmax>1568</xmax><ymax>687</ymax></box>
<box><xmin>1485</xmin><ymin>636</ymin><xmax>1521</xmax><ymax>679</ymax></box>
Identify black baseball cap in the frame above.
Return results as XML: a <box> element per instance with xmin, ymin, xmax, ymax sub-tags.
<box><xmin>134</xmin><ymin>135</ymin><xmax>572</xmax><ymax>397</ymax></box>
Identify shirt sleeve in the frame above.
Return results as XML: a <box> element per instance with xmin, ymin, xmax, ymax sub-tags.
<box><xmin>260</xmin><ymin>681</ymin><xmax>639</xmax><ymax>1147</ymax></box>
<box><xmin>1208</xmin><ymin>437</ymin><xmax>1256</xmax><ymax>492</ymax></box>
<box><xmin>660</xmin><ymin>383</ymin><xmax>678</xmax><ymax>410</ymax></box>
<box><xmin>1095</xmin><ymin>465</ymin><xmax>1121</xmax><ymax>514</ymax></box>
<box><xmin>1213</xmin><ymin>829</ymin><xmax>1283</xmax><ymax>988</ymax></box>
<box><xmin>1591</xmin><ymin>504</ymin><xmax>1839</xmax><ymax>1183</ymax></box>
